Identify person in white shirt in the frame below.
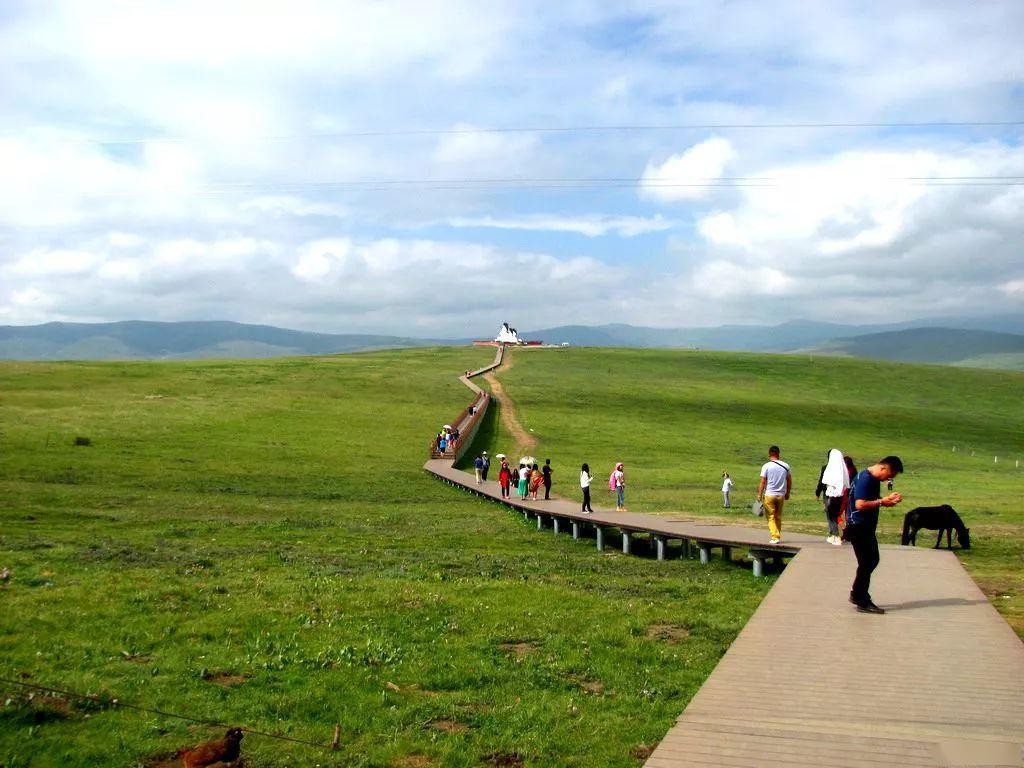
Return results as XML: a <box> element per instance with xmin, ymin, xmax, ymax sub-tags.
<box><xmin>819</xmin><ymin>448</ymin><xmax>850</xmax><ymax>545</ymax></box>
<box><xmin>721</xmin><ymin>471</ymin><xmax>734</xmax><ymax>508</ymax></box>
<box><xmin>580</xmin><ymin>463</ymin><xmax>594</xmax><ymax>513</ymax></box>
<box><xmin>757</xmin><ymin>445</ymin><xmax>792</xmax><ymax>544</ymax></box>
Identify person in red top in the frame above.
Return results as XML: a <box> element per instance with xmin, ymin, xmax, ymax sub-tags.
<box><xmin>498</xmin><ymin>460</ymin><xmax>512</xmax><ymax>499</ymax></box>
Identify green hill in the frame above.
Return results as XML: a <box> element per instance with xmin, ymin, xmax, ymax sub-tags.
<box><xmin>1</xmin><ymin>348</ymin><xmax>1021</xmax><ymax>766</ymax></box>
<box><xmin>807</xmin><ymin>327</ymin><xmax>1024</xmax><ymax>367</ymax></box>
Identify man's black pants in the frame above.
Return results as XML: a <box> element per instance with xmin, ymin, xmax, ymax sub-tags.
<box><xmin>845</xmin><ymin>524</ymin><xmax>880</xmax><ymax>604</ymax></box>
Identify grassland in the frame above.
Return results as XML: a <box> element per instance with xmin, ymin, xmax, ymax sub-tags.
<box><xmin>1</xmin><ymin>347</ymin><xmax>1021</xmax><ymax>767</ymax></box>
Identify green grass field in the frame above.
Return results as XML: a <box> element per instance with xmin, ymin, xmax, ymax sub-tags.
<box><xmin>1</xmin><ymin>347</ymin><xmax>1022</xmax><ymax>767</ymax></box>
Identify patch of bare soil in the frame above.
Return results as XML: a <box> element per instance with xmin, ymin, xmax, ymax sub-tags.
<box><xmin>481</xmin><ymin>753</ymin><xmax>525</xmax><ymax>767</ymax></box>
<box><xmin>631</xmin><ymin>742</ymin><xmax>658</xmax><ymax>760</ymax></box>
<box><xmin>579</xmin><ymin>679</ymin><xmax>605</xmax><ymax>695</ymax></box>
<box><xmin>482</xmin><ymin>351</ymin><xmax>536</xmax><ymax>455</ymax></box>
<box><xmin>429</xmin><ymin>719</ymin><xmax>470</xmax><ymax>734</ymax></box>
<box><xmin>645</xmin><ymin>624</ymin><xmax>691</xmax><ymax>643</ymax></box>
<box><xmin>392</xmin><ymin>755</ymin><xmax>437</xmax><ymax>767</ymax></box>
<box><xmin>497</xmin><ymin>640</ymin><xmax>539</xmax><ymax>661</ymax></box>
<box><xmin>202</xmin><ymin>671</ymin><xmax>248</xmax><ymax>687</ymax></box>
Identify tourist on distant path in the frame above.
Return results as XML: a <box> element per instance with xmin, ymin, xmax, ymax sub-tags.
<box><xmin>580</xmin><ymin>463</ymin><xmax>594</xmax><ymax>513</ymax></box>
<box><xmin>517</xmin><ymin>463</ymin><xmax>529</xmax><ymax>499</ymax></box>
<box><xmin>758</xmin><ymin>445</ymin><xmax>791</xmax><ymax>544</ymax></box>
<box><xmin>498</xmin><ymin>460</ymin><xmax>512</xmax><ymax>499</ymax></box>
<box><xmin>438</xmin><ymin>433</ymin><xmax>447</xmax><ymax>453</ymax></box>
<box><xmin>721</xmin><ymin>471</ymin><xmax>734</xmax><ymax>508</ymax></box>
<box><xmin>542</xmin><ymin>459</ymin><xmax>553</xmax><ymax>500</ymax></box>
<box><xmin>612</xmin><ymin>462</ymin><xmax>626</xmax><ymax>511</ymax></box>
<box><xmin>474</xmin><ymin>454</ymin><xmax>484</xmax><ymax>484</ymax></box>
<box><xmin>481</xmin><ymin>451</ymin><xmax>491</xmax><ymax>481</ymax></box>
<box><xmin>529</xmin><ymin>464</ymin><xmax>543</xmax><ymax>500</ymax></box>
<box><xmin>840</xmin><ymin>456</ymin><xmax>858</xmax><ymax>528</ymax></box>
<box><xmin>819</xmin><ymin>448</ymin><xmax>849</xmax><ymax>546</ymax></box>
<box><xmin>844</xmin><ymin>456</ymin><xmax>904</xmax><ymax>614</ymax></box>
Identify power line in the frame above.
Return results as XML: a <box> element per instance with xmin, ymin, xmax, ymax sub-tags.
<box><xmin>20</xmin><ymin>119</ymin><xmax>1024</xmax><ymax>146</ymax></box>
<box><xmin>0</xmin><ymin>676</ymin><xmax>338</xmax><ymax>752</ymax></box>
<box><xmin>84</xmin><ymin>174</ymin><xmax>1024</xmax><ymax>197</ymax></box>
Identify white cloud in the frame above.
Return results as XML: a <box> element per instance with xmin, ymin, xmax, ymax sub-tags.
<box><xmin>640</xmin><ymin>137</ymin><xmax>737</xmax><ymax>201</ymax></box>
<box><xmin>1</xmin><ymin>3</ymin><xmax>1022</xmax><ymax>333</ymax></box>
<box><xmin>447</xmin><ymin>214</ymin><xmax>674</xmax><ymax>237</ymax></box>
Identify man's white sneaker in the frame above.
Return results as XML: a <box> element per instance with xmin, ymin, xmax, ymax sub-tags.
<box><xmin>769</xmin><ymin>538</ymin><xmax>780</xmax><ymax>545</ymax></box>
<box><xmin>831</xmin><ymin>537</ymin><xmax>843</xmax><ymax>546</ymax></box>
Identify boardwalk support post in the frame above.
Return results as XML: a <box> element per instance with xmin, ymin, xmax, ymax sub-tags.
<box><xmin>596</xmin><ymin>527</ymin><xmax>605</xmax><ymax>551</ymax></box>
<box><xmin>681</xmin><ymin>539</ymin><xmax>690</xmax><ymax>558</ymax></box>
<box><xmin>655</xmin><ymin>536</ymin><xmax>666</xmax><ymax>561</ymax></box>
<box><xmin>699</xmin><ymin>543</ymin><xmax>710</xmax><ymax>565</ymax></box>
<box><xmin>537</xmin><ymin>515</ymin><xmax>544</xmax><ymax>531</ymax></box>
<box><xmin>722</xmin><ymin>545</ymin><xmax>732</xmax><ymax>562</ymax></box>
<box><xmin>622</xmin><ymin>531</ymin><xmax>631</xmax><ymax>554</ymax></box>
<box><xmin>572</xmin><ymin>521</ymin><xmax>581</xmax><ymax>540</ymax></box>
<box><xmin>752</xmin><ymin>554</ymin><xmax>765</xmax><ymax>578</ymax></box>
<box><xmin>553</xmin><ymin>517</ymin><xmax>561</xmax><ymax>535</ymax></box>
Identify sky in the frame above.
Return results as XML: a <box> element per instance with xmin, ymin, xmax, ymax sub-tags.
<box><xmin>2</xmin><ymin>1</ymin><xmax>1023</xmax><ymax>336</ymax></box>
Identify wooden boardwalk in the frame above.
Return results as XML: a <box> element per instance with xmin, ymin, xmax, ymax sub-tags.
<box><xmin>424</xmin><ymin>353</ymin><xmax>1024</xmax><ymax>767</ymax></box>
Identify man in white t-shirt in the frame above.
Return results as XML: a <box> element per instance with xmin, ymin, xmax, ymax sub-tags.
<box><xmin>758</xmin><ymin>445</ymin><xmax>792</xmax><ymax>544</ymax></box>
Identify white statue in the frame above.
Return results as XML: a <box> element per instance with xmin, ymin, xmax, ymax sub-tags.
<box><xmin>494</xmin><ymin>322</ymin><xmax>522</xmax><ymax>344</ymax></box>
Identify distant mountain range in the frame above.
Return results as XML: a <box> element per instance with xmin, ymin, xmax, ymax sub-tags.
<box><xmin>2</xmin><ymin>316</ymin><xmax>1023</xmax><ymax>369</ymax></box>
<box><xmin>0</xmin><ymin>321</ymin><xmax>455</xmax><ymax>361</ymax></box>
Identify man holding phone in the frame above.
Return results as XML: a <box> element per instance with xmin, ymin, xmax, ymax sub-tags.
<box><xmin>844</xmin><ymin>455</ymin><xmax>904</xmax><ymax>614</ymax></box>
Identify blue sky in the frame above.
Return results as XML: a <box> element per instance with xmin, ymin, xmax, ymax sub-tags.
<box><xmin>1</xmin><ymin>1</ymin><xmax>1022</xmax><ymax>335</ymax></box>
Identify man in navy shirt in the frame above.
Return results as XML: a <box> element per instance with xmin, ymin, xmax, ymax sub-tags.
<box><xmin>844</xmin><ymin>455</ymin><xmax>904</xmax><ymax>614</ymax></box>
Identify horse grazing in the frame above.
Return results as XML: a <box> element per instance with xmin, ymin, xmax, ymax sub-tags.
<box><xmin>901</xmin><ymin>505</ymin><xmax>970</xmax><ymax>549</ymax></box>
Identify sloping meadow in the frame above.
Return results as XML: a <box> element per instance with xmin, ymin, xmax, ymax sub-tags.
<box><xmin>1</xmin><ymin>348</ymin><xmax>766</xmax><ymax>767</ymax></box>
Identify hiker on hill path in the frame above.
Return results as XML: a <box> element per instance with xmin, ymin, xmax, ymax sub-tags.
<box><xmin>758</xmin><ymin>446</ymin><xmax>791</xmax><ymax>544</ymax></box>
<box><xmin>481</xmin><ymin>452</ymin><xmax>490</xmax><ymax>481</ymax></box>
<box><xmin>498</xmin><ymin>460</ymin><xmax>512</xmax><ymax>499</ymax></box>
<box><xmin>721</xmin><ymin>471</ymin><xmax>733</xmax><ymax>508</ymax></box>
<box><xmin>474</xmin><ymin>454</ymin><xmax>484</xmax><ymax>484</ymax></box>
<box><xmin>542</xmin><ymin>459</ymin><xmax>553</xmax><ymax>500</ymax></box>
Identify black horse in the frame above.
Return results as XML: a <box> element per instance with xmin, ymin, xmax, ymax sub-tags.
<box><xmin>901</xmin><ymin>505</ymin><xmax>970</xmax><ymax>549</ymax></box>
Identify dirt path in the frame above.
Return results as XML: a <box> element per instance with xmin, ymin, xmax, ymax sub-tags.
<box><xmin>483</xmin><ymin>350</ymin><xmax>537</xmax><ymax>456</ymax></box>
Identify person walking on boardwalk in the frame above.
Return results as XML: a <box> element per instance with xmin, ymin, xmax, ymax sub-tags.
<box><xmin>474</xmin><ymin>454</ymin><xmax>484</xmax><ymax>484</ymax></box>
<box><xmin>517</xmin><ymin>463</ymin><xmax>529</xmax><ymax>499</ymax></box>
<box><xmin>542</xmin><ymin>459</ymin><xmax>553</xmax><ymax>500</ymax></box>
<box><xmin>580</xmin><ymin>463</ymin><xmax>595</xmax><ymax>513</ymax></box>
<box><xmin>721</xmin><ymin>471</ymin><xmax>734</xmax><ymax>508</ymax></box>
<box><xmin>758</xmin><ymin>446</ymin><xmax>791</xmax><ymax>544</ymax></box>
<box><xmin>498</xmin><ymin>460</ymin><xmax>512</xmax><ymax>499</ymax></box>
<box><xmin>529</xmin><ymin>464</ymin><xmax>543</xmax><ymax>500</ymax></box>
<box><xmin>611</xmin><ymin>462</ymin><xmax>626</xmax><ymax>511</ymax></box>
<box><xmin>819</xmin><ymin>448</ymin><xmax>849</xmax><ymax>546</ymax></box>
<box><xmin>845</xmin><ymin>456</ymin><xmax>904</xmax><ymax>614</ymax></box>
<box><xmin>481</xmin><ymin>451</ymin><xmax>490</xmax><ymax>481</ymax></box>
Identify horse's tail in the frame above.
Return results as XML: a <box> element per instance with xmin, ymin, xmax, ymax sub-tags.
<box><xmin>901</xmin><ymin>511</ymin><xmax>912</xmax><ymax>545</ymax></box>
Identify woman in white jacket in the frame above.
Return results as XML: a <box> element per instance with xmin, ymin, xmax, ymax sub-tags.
<box><xmin>580</xmin><ymin>464</ymin><xmax>595</xmax><ymax>514</ymax></box>
<box><xmin>820</xmin><ymin>448</ymin><xmax>850</xmax><ymax>545</ymax></box>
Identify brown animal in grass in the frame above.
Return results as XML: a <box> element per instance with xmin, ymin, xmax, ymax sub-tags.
<box><xmin>181</xmin><ymin>727</ymin><xmax>244</xmax><ymax>768</ymax></box>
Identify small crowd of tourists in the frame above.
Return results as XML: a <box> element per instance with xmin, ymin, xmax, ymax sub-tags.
<box><xmin>468</xmin><ymin>443</ymin><xmax>903</xmax><ymax>615</ymax></box>
<box><xmin>434</xmin><ymin>424</ymin><xmax>460</xmax><ymax>454</ymax></box>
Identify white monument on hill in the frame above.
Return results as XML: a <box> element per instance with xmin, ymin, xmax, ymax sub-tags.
<box><xmin>494</xmin><ymin>322</ymin><xmax>523</xmax><ymax>345</ymax></box>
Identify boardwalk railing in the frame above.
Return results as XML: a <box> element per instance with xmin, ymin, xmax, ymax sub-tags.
<box><xmin>428</xmin><ymin>345</ymin><xmax>503</xmax><ymax>462</ymax></box>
